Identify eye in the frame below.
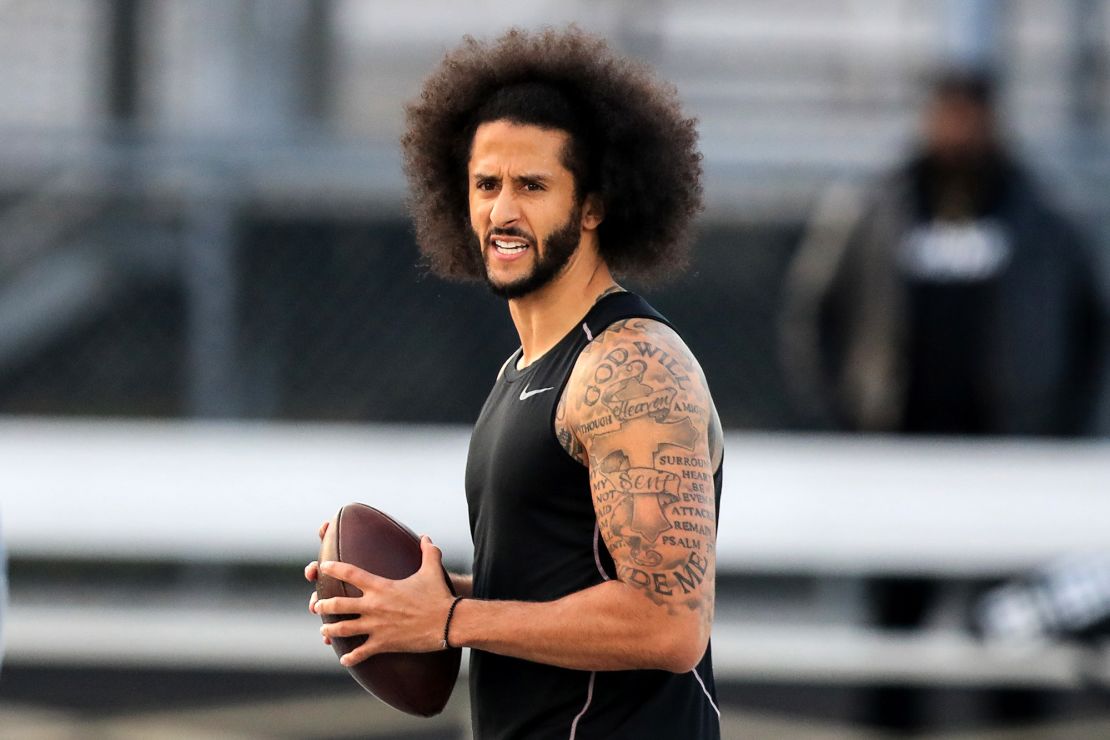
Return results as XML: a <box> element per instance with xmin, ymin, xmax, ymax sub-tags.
<box><xmin>475</xmin><ymin>178</ymin><xmax>497</xmax><ymax>192</ymax></box>
<box><xmin>522</xmin><ymin>181</ymin><xmax>545</xmax><ymax>192</ymax></box>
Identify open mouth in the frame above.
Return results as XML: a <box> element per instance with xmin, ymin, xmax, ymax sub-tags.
<box><xmin>492</xmin><ymin>238</ymin><xmax>530</xmax><ymax>255</ymax></box>
<box><xmin>488</xmin><ymin>235</ymin><xmax>533</xmax><ymax>260</ymax></box>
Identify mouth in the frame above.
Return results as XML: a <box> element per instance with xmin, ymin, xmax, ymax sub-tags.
<box><xmin>488</xmin><ymin>236</ymin><xmax>532</xmax><ymax>261</ymax></box>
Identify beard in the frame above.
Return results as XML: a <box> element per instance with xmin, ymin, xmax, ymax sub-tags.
<box><xmin>478</xmin><ymin>205</ymin><xmax>582</xmax><ymax>300</ymax></box>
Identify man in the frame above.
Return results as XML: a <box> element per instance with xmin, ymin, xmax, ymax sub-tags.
<box><xmin>781</xmin><ymin>69</ymin><xmax>1106</xmax><ymax>437</ymax></box>
<box><xmin>307</xmin><ymin>28</ymin><xmax>723</xmax><ymax>738</ymax></box>
<box><xmin>779</xmin><ymin>68</ymin><xmax>1107</xmax><ymax>731</ymax></box>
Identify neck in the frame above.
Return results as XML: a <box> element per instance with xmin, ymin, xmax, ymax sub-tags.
<box><xmin>507</xmin><ymin>242</ymin><xmax>618</xmax><ymax>368</ymax></box>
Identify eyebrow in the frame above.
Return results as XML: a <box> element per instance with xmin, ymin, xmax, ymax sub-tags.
<box><xmin>472</xmin><ymin>172</ymin><xmax>555</xmax><ymax>184</ymax></box>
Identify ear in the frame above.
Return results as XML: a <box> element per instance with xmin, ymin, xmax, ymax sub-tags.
<box><xmin>580</xmin><ymin>194</ymin><xmax>605</xmax><ymax>231</ymax></box>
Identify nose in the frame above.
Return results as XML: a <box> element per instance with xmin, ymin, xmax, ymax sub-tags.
<box><xmin>489</xmin><ymin>187</ymin><xmax>521</xmax><ymax>228</ymax></box>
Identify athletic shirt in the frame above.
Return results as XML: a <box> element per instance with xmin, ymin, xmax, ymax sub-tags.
<box><xmin>464</xmin><ymin>292</ymin><xmax>723</xmax><ymax>740</ymax></box>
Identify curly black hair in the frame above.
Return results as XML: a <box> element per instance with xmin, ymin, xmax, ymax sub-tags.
<box><xmin>401</xmin><ymin>26</ymin><xmax>703</xmax><ymax>282</ymax></box>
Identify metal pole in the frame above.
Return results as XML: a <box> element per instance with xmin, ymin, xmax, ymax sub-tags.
<box><xmin>107</xmin><ymin>0</ymin><xmax>142</xmax><ymax>123</ymax></box>
<box><xmin>183</xmin><ymin>188</ymin><xmax>241</xmax><ymax>418</ymax></box>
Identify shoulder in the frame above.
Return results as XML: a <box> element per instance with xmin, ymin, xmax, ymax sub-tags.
<box><xmin>571</xmin><ymin>317</ymin><xmax>702</xmax><ymax>396</ymax></box>
<box><xmin>560</xmin><ymin>316</ymin><xmax>722</xmax><ymax>468</ymax></box>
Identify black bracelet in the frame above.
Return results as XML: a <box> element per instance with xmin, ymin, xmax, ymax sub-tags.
<box><xmin>441</xmin><ymin>596</ymin><xmax>465</xmax><ymax>650</ymax></box>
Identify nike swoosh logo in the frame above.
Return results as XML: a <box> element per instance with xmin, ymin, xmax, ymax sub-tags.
<box><xmin>519</xmin><ymin>385</ymin><xmax>555</xmax><ymax>401</ymax></box>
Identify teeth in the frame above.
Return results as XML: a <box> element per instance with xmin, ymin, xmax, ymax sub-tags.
<box><xmin>494</xmin><ymin>239</ymin><xmax>527</xmax><ymax>253</ymax></box>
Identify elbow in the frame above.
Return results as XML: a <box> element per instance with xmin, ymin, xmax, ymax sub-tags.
<box><xmin>659</xmin><ymin>621</ymin><xmax>710</xmax><ymax>674</ymax></box>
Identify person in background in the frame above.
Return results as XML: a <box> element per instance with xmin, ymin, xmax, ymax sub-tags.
<box><xmin>781</xmin><ymin>68</ymin><xmax>1106</xmax><ymax>439</ymax></box>
<box><xmin>779</xmin><ymin>67</ymin><xmax>1108</xmax><ymax>730</ymax></box>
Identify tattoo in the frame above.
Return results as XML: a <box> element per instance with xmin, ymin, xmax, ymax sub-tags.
<box><xmin>555</xmin><ymin>386</ymin><xmax>588</xmax><ymax>464</ymax></box>
<box><xmin>591</xmin><ymin>284</ymin><xmax>625</xmax><ymax>306</ymax></box>
<box><xmin>558</xmin><ymin>318</ymin><xmax>720</xmax><ymax>625</ymax></box>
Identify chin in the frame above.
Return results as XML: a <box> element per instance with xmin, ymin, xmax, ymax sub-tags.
<box><xmin>485</xmin><ymin>269</ymin><xmax>543</xmax><ymax>301</ymax></box>
<box><xmin>487</xmin><ymin>278</ymin><xmax>529</xmax><ymax>299</ymax></box>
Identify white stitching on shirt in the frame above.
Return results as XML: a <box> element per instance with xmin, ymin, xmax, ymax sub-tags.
<box><xmin>568</xmin><ymin>670</ymin><xmax>596</xmax><ymax>739</ymax></box>
<box><xmin>691</xmin><ymin>667</ymin><xmax>721</xmax><ymax>720</ymax></box>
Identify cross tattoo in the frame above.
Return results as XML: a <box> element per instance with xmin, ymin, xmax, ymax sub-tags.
<box><xmin>591</xmin><ymin>413</ymin><xmax>700</xmax><ymax>546</ymax></box>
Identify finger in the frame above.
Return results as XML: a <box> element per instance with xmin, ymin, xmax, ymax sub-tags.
<box><xmin>319</xmin><ymin>561</ymin><xmax>384</xmax><ymax>592</ymax></box>
<box><xmin>313</xmin><ymin>596</ymin><xmax>364</xmax><ymax>616</ymax></box>
<box><xmin>322</xmin><ymin>618</ymin><xmax>369</xmax><ymax>639</ymax></box>
<box><xmin>340</xmin><ymin>640</ymin><xmax>377</xmax><ymax>667</ymax></box>
<box><xmin>308</xmin><ymin>591</ymin><xmax>319</xmax><ymax>615</ymax></box>
<box><xmin>318</xmin><ymin>520</ymin><xmax>329</xmax><ymax>540</ymax></box>
<box><xmin>418</xmin><ymin>535</ymin><xmax>444</xmax><ymax>575</ymax></box>
<box><xmin>322</xmin><ymin>634</ymin><xmax>331</xmax><ymax>645</ymax></box>
<box><xmin>304</xmin><ymin>561</ymin><xmax>319</xmax><ymax>582</ymax></box>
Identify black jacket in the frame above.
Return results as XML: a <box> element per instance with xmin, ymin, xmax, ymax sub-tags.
<box><xmin>780</xmin><ymin>155</ymin><xmax>1107</xmax><ymax>435</ymax></box>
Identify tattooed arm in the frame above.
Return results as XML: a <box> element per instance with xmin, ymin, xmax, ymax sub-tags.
<box><xmin>448</xmin><ymin>319</ymin><xmax>719</xmax><ymax>672</ymax></box>
<box><xmin>314</xmin><ymin>319</ymin><xmax>721</xmax><ymax>673</ymax></box>
<box><xmin>562</xmin><ymin>317</ymin><xmax>720</xmax><ymax>661</ymax></box>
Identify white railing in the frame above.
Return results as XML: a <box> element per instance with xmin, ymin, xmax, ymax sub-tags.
<box><xmin>2</xmin><ymin>418</ymin><xmax>1108</xmax><ymax>576</ymax></box>
<box><xmin>4</xmin><ymin>417</ymin><xmax>1109</xmax><ymax>680</ymax></box>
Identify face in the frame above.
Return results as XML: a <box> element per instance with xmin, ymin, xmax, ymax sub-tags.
<box><xmin>924</xmin><ymin>94</ymin><xmax>995</xmax><ymax>164</ymax></box>
<box><xmin>467</xmin><ymin>120</ymin><xmax>588</xmax><ymax>299</ymax></box>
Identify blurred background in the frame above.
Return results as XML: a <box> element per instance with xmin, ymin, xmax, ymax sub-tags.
<box><xmin>1</xmin><ymin>0</ymin><xmax>1109</xmax><ymax>738</ymax></box>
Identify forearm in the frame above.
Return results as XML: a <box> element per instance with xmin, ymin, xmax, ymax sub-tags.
<box><xmin>448</xmin><ymin>580</ymin><xmax>706</xmax><ymax>673</ymax></box>
<box><xmin>449</xmin><ymin>572</ymin><xmax>473</xmax><ymax>598</ymax></box>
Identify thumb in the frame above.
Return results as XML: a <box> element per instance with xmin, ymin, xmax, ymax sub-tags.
<box><xmin>419</xmin><ymin>535</ymin><xmax>443</xmax><ymax>572</ymax></box>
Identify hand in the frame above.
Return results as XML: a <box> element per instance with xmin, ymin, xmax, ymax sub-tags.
<box><xmin>314</xmin><ymin>535</ymin><xmax>455</xmax><ymax>666</ymax></box>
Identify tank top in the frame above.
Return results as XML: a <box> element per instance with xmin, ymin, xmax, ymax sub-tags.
<box><xmin>464</xmin><ymin>291</ymin><xmax>723</xmax><ymax>740</ymax></box>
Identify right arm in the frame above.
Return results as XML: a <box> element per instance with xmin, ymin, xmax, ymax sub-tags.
<box><xmin>779</xmin><ymin>181</ymin><xmax>864</xmax><ymax>427</ymax></box>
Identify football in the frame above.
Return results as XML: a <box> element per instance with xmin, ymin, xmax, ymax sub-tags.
<box><xmin>317</xmin><ymin>502</ymin><xmax>461</xmax><ymax>717</ymax></box>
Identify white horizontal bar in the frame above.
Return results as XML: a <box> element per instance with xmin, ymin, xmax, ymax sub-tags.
<box><xmin>2</xmin><ymin>418</ymin><xmax>1109</xmax><ymax>576</ymax></box>
<box><xmin>5</xmin><ymin>601</ymin><xmax>1104</xmax><ymax>687</ymax></box>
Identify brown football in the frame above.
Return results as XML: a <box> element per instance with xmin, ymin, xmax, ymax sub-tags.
<box><xmin>317</xmin><ymin>503</ymin><xmax>460</xmax><ymax>717</ymax></box>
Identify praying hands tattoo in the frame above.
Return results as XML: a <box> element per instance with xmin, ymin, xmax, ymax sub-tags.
<box><xmin>556</xmin><ymin>318</ymin><xmax>723</xmax><ymax>627</ymax></box>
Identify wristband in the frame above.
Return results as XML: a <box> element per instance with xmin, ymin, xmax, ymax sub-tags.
<box><xmin>441</xmin><ymin>596</ymin><xmax>465</xmax><ymax>649</ymax></box>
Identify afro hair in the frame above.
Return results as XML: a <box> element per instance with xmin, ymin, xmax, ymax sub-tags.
<box><xmin>401</xmin><ymin>26</ymin><xmax>703</xmax><ymax>282</ymax></box>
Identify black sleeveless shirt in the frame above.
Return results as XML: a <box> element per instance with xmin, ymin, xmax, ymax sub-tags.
<box><xmin>464</xmin><ymin>292</ymin><xmax>722</xmax><ymax>740</ymax></box>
